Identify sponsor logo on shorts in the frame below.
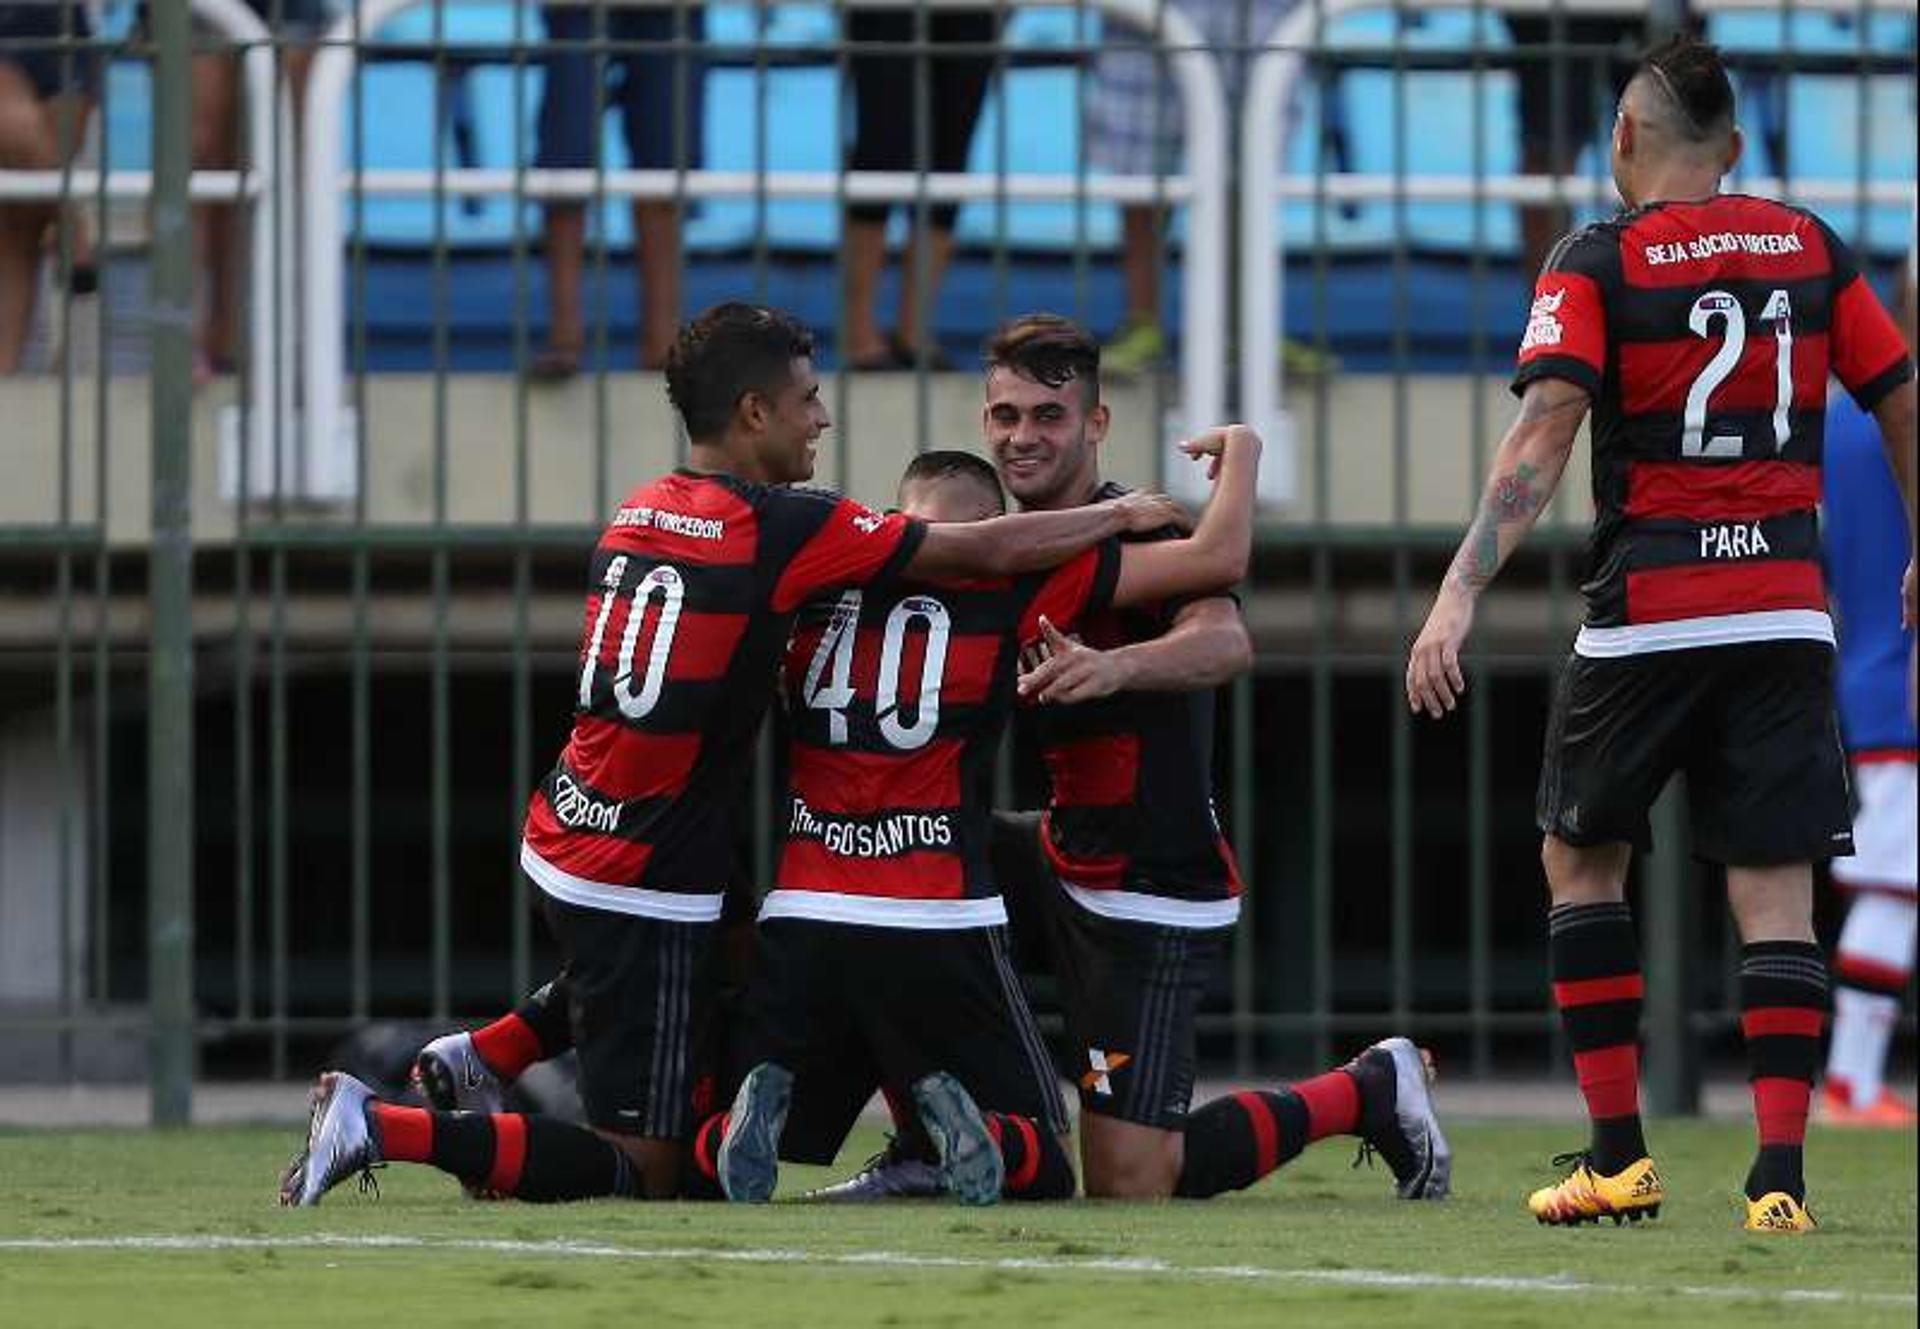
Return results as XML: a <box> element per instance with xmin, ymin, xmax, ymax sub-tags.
<box><xmin>1080</xmin><ymin>1048</ymin><xmax>1131</xmax><ymax>1096</ymax></box>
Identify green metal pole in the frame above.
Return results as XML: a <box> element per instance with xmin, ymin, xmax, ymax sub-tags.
<box><xmin>148</xmin><ymin>0</ymin><xmax>196</xmax><ymax>1128</ymax></box>
<box><xmin>1642</xmin><ymin>777</ymin><xmax>1699</xmax><ymax>1116</ymax></box>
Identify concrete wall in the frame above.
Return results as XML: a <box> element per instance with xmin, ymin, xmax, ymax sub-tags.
<box><xmin>0</xmin><ymin>370</ymin><xmax>1592</xmax><ymax>541</ymax></box>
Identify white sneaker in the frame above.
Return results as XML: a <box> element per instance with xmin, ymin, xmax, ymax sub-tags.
<box><xmin>411</xmin><ymin>1032</ymin><xmax>505</xmax><ymax>1115</ymax></box>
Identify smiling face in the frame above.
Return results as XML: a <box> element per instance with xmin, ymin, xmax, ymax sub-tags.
<box><xmin>744</xmin><ymin>355</ymin><xmax>831</xmax><ymax>485</ymax></box>
<box><xmin>982</xmin><ymin>366</ymin><xmax>1109</xmax><ymax>510</ymax></box>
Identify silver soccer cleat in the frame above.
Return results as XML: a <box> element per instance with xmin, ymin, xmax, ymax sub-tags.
<box><xmin>800</xmin><ymin>1145</ymin><xmax>948</xmax><ymax>1203</ymax></box>
<box><xmin>411</xmin><ymin>1031</ymin><xmax>506</xmax><ymax>1115</ymax></box>
<box><xmin>910</xmin><ymin>1071</ymin><xmax>1002</xmax><ymax>1207</ymax></box>
<box><xmin>279</xmin><ymin>1071</ymin><xmax>382</xmax><ymax>1207</ymax></box>
<box><xmin>718</xmin><ymin>1062</ymin><xmax>794</xmax><ymax>1203</ymax></box>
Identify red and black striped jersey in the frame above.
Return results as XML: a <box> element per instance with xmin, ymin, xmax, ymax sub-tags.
<box><xmin>1015</xmin><ymin>483</ymin><xmax>1245</xmax><ymax>929</ymax></box>
<box><xmin>1513</xmin><ymin>194</ymin><xmax>1914</xmax><ymax>657</ymax></box>
<box><xmin>763</xmin><ymin>542</ymin><xmax>1122</xmax><ymax>929</ymax></box>
<box><xmin>520</xmin><ymin>468</ymin><xmax>925</xmax><ymax>921</ymax></box>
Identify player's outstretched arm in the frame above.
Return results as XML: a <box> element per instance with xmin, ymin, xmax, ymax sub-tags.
<box><xmin>1406</xmin><ymin>377</ymin><xmax>1588</xmax><ymax>719</ymax></box>
<box><xmin>1106</xmin><ymin>424</ymin><xmax>1263</xmax><ymax>608</ymax></box>
<box><xmin>903</xmin><ymin>491</ymin><xmax>1190</xmax><ymax>581</ymax></box>
<box><xmin>1867</xmin><ymin>377</ymin><xmax>1917</xmax><ymax>628</ymax></box>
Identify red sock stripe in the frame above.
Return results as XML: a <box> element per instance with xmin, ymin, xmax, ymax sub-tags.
<box><xmin>470</xmin><ymin>1014</ymin><xmax>544</xmax><ymax>1082</ymax></box>
<box><xmin>486</xmin><ymin>1114</ymin><xmax>528</xmax><ymax>1194</ymax></box>
<box><xmin>1296</xmin><ymin>1071</ymin><xmax>1360</xmax><ymax>1142</ymax></box>
<box><xmin>1752</xmin><ymin>1076</ymin><xmax>1812</xmax><ymax>1147</ymax></box>
<box><xmin>1233</xmin><ymin>1092</ymin><xmax>1280</xmax><ymax>1179</ymax></box>
<box><xmin>881</xmin><ymin>1085</ymin><xmax>915</xmax><ymax>1134</ymax></box>
<box><xmin>984</xmin><ymin>1114</ymin><xmax>1004</xmax><ymax>1147</ymax></box>
<box><xmin>370</xmin><ymin>1104</ymin><xmax>434</xmax><ymax>1164</ymax></box>
<box><xmin>1741</xmin><ymin>1007</ymin><xmax>1825</xmax><ymax>1040</ymax></box>
<box><xmin>1552</xmin><ymin>974</ymin><xmax>1646</xmax><ymax>1008</ymax></box>
<box><xmin>1572</xmin><ymin>1044</ymin><xmax>1641</xmax><ymax>1120</ymax></box>
<box><xmin>1007</xmin><ymin>1115</ymin><xmax>1042</xmax><ymax>1193</ymax></box>
<box><xmin>692</xmin><ymin>1113</ymin><xmax>727</xmax><ymax>1183</ymax></box>
<box><xmin>1836</xmin><ymin>952</ymin><xmax>1912</xmax><ymax>992</ymax></box>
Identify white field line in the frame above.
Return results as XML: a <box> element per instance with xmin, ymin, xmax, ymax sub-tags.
<box><xmin>0</xmin><ymin>1234</ymin><xmax>1912</xmax><ymax>1308</ymax></box>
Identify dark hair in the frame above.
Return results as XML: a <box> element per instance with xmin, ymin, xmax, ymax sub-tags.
<box><xmin>898</xmin><ymin>450</ymin><xmax>1006</xmax><ymax>513</ymax></box>
<box><xmin>1636</xmin><ymin>33</ymin><xmax>1736</xmax><ymax>143</ymax></box>
<box><xmin>665</xmin><ymin>303</ymin><xmax>816</xmax><ymax>441</ymax></box>
<box><xmin>984</xmin><ymin>313</ymin><xmax>1101</xmax><ymax>410</ymax></box>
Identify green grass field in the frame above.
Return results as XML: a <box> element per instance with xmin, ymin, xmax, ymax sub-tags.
<box><xmin>0</xmin><ymin>1119</ymin><xmax>1912</xmax><ymax>1328</ymax></box>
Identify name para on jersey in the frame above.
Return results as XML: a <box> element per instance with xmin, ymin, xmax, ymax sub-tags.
<box><xmin>1642</xmin><ymin>231</ymin><xmax>1805</xmax><ymax>267</ymax></box>
<box><xmin>610</xmin><ymin>504</ymin><xmax>726</xmax><ymax>542</ymax></box>
<box><xmin>788</xmin><ymin>795</ymin><xmax>954</xmax><ymax>858</ymax></box>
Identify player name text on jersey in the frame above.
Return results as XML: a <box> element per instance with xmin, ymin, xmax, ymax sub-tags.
<box><xmin>788</xmin><ymin>797</ymin><xmax>956</xmax><ymax>858</ymax></box>
<box><xmin>1699</xmin><ymin>522</ymin><xmax>1772</xmax><ymax>560</ymax></box>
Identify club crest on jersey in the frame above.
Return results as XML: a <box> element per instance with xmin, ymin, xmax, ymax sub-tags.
<box><xmin>1080</xmin><ymin>1049</ymin><xmax>1132</xmax><ymax>1096</ymax></box>
<box><xmin>850</xmin><ymin>510</ymin><xmax>886</xmax><ymax>535</ymax></box>
<box><xmin>1521</xmin><ymin>287</ymin><xmax>1566</xmax><ymax>351</ymax></box>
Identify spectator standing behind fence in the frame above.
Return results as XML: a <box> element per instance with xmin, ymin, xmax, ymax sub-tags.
<box><xmin>1506</xmin><ymin>6</ymin><xmax>1693</xmax><ymax>280</ymax></box>
<box><xmin>1086</xmin><ymin>0</ymin><xmax>1331</xmax><ymax>377</ymax></box>
<box><xmin>184</xmin><ymin>0</ymin><xmax>334</xmax><ymax>384</ymax></box>
<box><xmin>839</xmin><ymin>5</ymin><xmax>999</xmax><ymax>371</ymax></box>
<box><xmin>0</xmin><ymin>2</ymin><xmax>96</xmax><ymax>374</ymax></box>
<box><xmin>528</xmin><ymin>3</ymin><xmax>704</xmax><ymax>381</ymax></box>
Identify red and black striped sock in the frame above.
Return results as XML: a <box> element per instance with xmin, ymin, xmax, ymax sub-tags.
<box><xmin>1173</xmin><ymin>1071</ymin><xmax>1358</xmax><ymax>1198</ymax></box>
<box><xmin>681</xmin><ymin>1111</ymin><xmax>728</xmax><ymax>1201</ymax></box>
<box><xmin>1739</xmin><ymin>940</ymin><xmax>1828</xmax><ymax>1203</ymax></box>
<box><xmin>1549</xmin><ymin>900</ymin><xmax>1646</xmax><ymax>1174</ymax></box>
<box><xmin>983</xmin><ymin>1112</ymin><xmax>1074</xmax><ymax>1200</ymax></box>
<box><xmin>369</xmin><ymin>1104</ymin><xmax>638</xmax><ymax>1201</ymax></box>
<box><xmin>469</xmin><ymin>978</ymin><xmax>573</xmax><ymax>1082</ymax></box>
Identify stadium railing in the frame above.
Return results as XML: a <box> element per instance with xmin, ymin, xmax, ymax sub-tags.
<box><xmin>297</xmin><ymin>0</ymin><xmax>1231</xmax><ymax>498</ymax></box>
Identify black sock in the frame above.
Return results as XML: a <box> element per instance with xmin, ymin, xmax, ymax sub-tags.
<box><xmin>1739</xmin><ymin>940</ymin><xmax>1828</xmax><ymax>1204</ymax></box>
<box><xmin>1175</xmin><ymin>1090</ymin><xmax>1310</xmax><ymax>1198</ymax></box>
<box><xmin>984</xmin><ymin>1112</ymin><xmax>1075</xmax><ymax>1200</ymax></box>
<box><xmin>373</xmin><ymin>1105</ymin><xmax>640</xmax><ymax>1202</ymax></box>
<box><xmin>1549</xmin><ymin>901</ymin><xmax>1648</xmax><ymax>1173</ymax></box>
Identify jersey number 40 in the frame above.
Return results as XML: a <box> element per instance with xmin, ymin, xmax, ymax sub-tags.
<box><xmin>802</xmin><ymin>590</ymin><xmax>951</xmax><ymax>751</ymax></box>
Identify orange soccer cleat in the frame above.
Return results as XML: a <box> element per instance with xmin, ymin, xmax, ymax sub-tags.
<box><xmin>1816</xmin><ymin>1081</ymin><xmax>1918</xmax><ymax>1128</ymax></box>
<box><xmin>1527</xmin><ymin>1153</ymin><xmax>1664</xmax><ymax>1226</ymax></box>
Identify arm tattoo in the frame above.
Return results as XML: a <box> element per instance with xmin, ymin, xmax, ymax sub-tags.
<box><xmin>1517</xmin><ymin>388</ymin><xmax>1591</xmax><ymax>425</ymax></box>
<box><xmin>1449</xmin><ymin>462</ymin><xmax>1544</xmax><ymax>593</ymax></box>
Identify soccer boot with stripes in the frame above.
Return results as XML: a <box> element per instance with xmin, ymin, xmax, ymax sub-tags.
<box><xmin>717</xmin><ymin>1062</ymin><xmax>793</xmax><ymax>1203</ymax></box>
<box><xmin>800</xmin><ymin>1139</ymin><xmax>947</xmax><ymax>1203</ymax></box>
<box><xmin>1527</xmin><ymin>1153</ymin><xmax>1663</xmax><ymax>1225</ymax></box>
<box><xmin>1744</xmin><ymin>1191</ymin><xmax>1816</xmax><ymax>1233</ymax></box>
<box><xmin>910</xmin><ymin>1071</ymin><xmax>1003</xmax><ymax>1207</ymax></box>
<box><xmin>279</xmin><ymin>1071</ymin><xmax>382</xmax><ymax>1207</ymax></box>
<box><xmin>411</xmin><ymin>1031</ymin><xmax>506</xmax><ymax>1115</ymax></box>
<box><xmin>1347</xmin><ymin>1036</ymin><xmax>1452</xmax><ymax>1199</ymax></box>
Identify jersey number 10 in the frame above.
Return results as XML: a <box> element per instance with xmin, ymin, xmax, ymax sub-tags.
<box><xmin>1683</xmin><ymin>287</ymin><xmax>1794</xmax><ymax>459</ymax></box>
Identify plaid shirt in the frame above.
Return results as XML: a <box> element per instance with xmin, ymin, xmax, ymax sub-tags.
<box><xmin>1086</xmin><ymin>0</ymin><xmax>1300</xmax><ymax>177</ymax></box>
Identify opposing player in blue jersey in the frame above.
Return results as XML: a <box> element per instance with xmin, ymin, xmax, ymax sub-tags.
<box><xmin>1820</xmin><ymin>258</ymin><xmax>1917</xmax><ymax>1127</ymax></box>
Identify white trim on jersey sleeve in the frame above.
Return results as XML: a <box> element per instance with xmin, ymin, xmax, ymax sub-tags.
<box><xmin>756</xmin><ymin>889</ymin><xmax>1009</xmax><ymax>930</ymax></box>
<box><xmin>520</xmin><ymin>842</ymin><xmax>725</xmax><ymax>922</ymax></box>
<box><xmin>1574</xmin><ymin>609</ymin><xmax>1834</xmax><ymax>658</ymax></box>
<box><xmin>1059</xmin><ymin>880</ymin><xmax>1241</xmax><ymax>930</ymax></box>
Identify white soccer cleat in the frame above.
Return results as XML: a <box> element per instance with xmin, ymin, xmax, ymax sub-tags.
<box><xmin>1348</xmin><ymin>1036</ymin><xmax>1452</xmax><ymax>1200</ymax></box>
<box><xmin>411</xmin><ymin>1031</ymin><xmax>505</xmax><ymax>1115</ymax></box>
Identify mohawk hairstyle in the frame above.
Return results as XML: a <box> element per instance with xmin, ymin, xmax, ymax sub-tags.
<box><xmin>1636</xmin><ymin>33</ymin><xmax>1737</xmax><ymax>144</ymax></box>
<box><xmin>899</xmin><ymin>450</ymin><xmax>1006</xmax><ymax>513</ymax></box>
<box><xmin>984</xmin><ymin>314</ymin><xmax>1101</xmax><ymax>410</ymax></box>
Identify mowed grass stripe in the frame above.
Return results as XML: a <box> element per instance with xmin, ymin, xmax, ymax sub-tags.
<box><xmin>2</xmin><ymin>1233</ymin><xmax>1914</xmax><ymax>1308</ymax></box>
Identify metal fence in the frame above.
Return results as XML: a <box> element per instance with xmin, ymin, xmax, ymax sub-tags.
<box><xmin>0</xmin><ymin>0</ymin><xmax>1911</xmax><ymax>1123</ymax></box>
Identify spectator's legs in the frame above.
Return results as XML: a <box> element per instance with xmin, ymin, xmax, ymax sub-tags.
<box><xmin>532</xmin><ymin>7</ymin><xmax>597</xmax><ymax>379</ymax></box>
<box><xmin>842</xmin><ymin>10</ymin><xmax>910</xmax><ymax>367</ymax></box>
<box><xmin>190</xmin><ymin>51</ymin><xmax>241</xmax><ymax>379</ymax></box>
<box><xmin>540</xmin><ymin>203</ymin><xmax>589</xmax><ymax>374</ymax></box>
<box><xmin>1118</xmin><ymin>205</ymin><xmax>1159</xmax><ymax>331</ymax></box>
<box><xmin>632</xmin><ymin>201</ymin><xmax>680</xmax><ymax>368</ymax></box>
<box><xmin>0</xmin><ymin>61</ymin><xmax>59</xmax><ymax>373</ymax></box>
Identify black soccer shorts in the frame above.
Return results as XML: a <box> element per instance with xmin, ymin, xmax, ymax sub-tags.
<box><xmin>735</xmin><ymin>917</ymin><xmax>1067</xmax><ymax>1166</ymax></box>
<box><xmin>1536</xmin><ymin>641</ymin><xmax>1854</xmax><ymax>866</ymax></box>
<box><xmin>991</xmin><ymin>812</ymin><xmax>1229</xmax><ymax>1131</ymax></box>
<box><xmin>539</xmin><ymin>892</ymin><xmax>718</xmax><ymax>1139</ymax></box>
